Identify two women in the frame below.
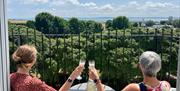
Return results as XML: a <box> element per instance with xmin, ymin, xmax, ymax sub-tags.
<box><xmin>11</xmin><ymin>45</ymin><xmax>171</xmax><ymax>91</ymax></box>
<box><xmin>10</xmin><ymin>45</ymin><xmax>104</xmax><ymax>91</ymax></box>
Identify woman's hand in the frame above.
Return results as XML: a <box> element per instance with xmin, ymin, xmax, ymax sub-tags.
<box><xmin>89</xmin><ymin>68</ymin><xmax>99</xmax><ymax>80</ymax></box>
<box><xmin>59</xmin><ymin>65</ymin><xmax>84</xmax><ymax>91</ymax></box>
<box><xmin>69</xmin><ymin>65</ymin><xmax>84</xmax><ymax>80</ymax></box>
<box><xmin>89</xmin><ymin>68</ymin><xmax>105</xmax><ymax>91</ymax></box>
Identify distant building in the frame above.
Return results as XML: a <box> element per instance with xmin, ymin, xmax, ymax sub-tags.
<box><xmin>152</xmin><ymin>24</ymin><xmax>174</xmax><ymax>29</ymax></box>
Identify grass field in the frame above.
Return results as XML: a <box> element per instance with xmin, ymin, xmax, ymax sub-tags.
<box><xmin>9</xmin><ymin>19</ymin><xmax>27</xmax><ymax>24</ymax></box>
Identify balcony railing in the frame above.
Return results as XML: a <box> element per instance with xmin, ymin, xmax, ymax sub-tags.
<box><xmin>8</xmin><ymin>25</ymin><xmax>180</xmax><ymax>90</ymax></box>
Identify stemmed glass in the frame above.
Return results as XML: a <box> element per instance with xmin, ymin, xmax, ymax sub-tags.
<box><xmin>89</xmin><ymin>60</ymin><xmax>95</xmax><ymax>69</ymax></box>
<box><xmin>87</xmin><ymin>60</ymin><xmax>96</xmax><ymax>91</ymax></box>
<box><xmin>76</xmin><ymin>60</ymin><xmax>86</xmax><ymax>80</ymax></box>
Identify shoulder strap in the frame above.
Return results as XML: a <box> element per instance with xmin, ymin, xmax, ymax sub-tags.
<box><xmin>139</xmin><ymin>83</ymin><xmax>147</xmax><ymax>91</ymax></box>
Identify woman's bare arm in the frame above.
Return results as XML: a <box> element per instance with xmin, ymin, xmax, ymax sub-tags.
<box><xmin>59</xmin><ymin>65</ymin><xmax>84</xmax><ymax>91</ymax></box>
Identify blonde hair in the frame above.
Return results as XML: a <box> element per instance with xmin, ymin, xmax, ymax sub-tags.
<box><xmin>12</xmin><ymin>44</ymin><xmax>37</xmax><ymax>68</ymax></box>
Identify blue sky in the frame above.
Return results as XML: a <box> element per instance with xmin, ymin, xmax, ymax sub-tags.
<box><xmin>8</xmin><ymin>0</ymin><xmax>180</xmax><ymax>19</ymax></box>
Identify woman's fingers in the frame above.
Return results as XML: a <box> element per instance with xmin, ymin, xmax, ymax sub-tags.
<box><xmin>89</xmin><ymin>68</ymin><xmax>99</xmax><ymax>80</ymax></box>
<box><xmin>76</xmin><ymin>65</ymin><xmax>84</xmax><ymax>73</ymax></box>
<box><xmin>70</xmin><ymin>65</ymin><xmax>84</xmax><ymax>80</ymax></box>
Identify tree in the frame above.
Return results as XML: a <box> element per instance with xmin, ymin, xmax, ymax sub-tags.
<box><xmin>105</xmin><ymin>20</ymin><xmax>113</xmax><ymax>28</ymax></box>
<box><xmin>35</xmin><ymin>12</ymin><xmax>54</xmax><ymax>34</ymax></box>
<box><xmin>145</xmin><ymin>20</ymin><xmax>155</xmax><ymax>27</ymax></box>
<box><xmin>172</xmin><ymin>19</ymin><xmax>180</xmax><ymax>28</ymax></box>
<box><xmin>160</xmin><ymin>20</ymin><xmax>167</xmax><ymax>25</ymax></box>
<box><xmin>79</xmin><ymin>20</ymin><xmax>86</xmax><ymax>33</ymax></box>
<box><xmin>26</xmin><ymin>20</ymin><xmax>35</xmax><ymax>29</ymax></box>
<box><xmin>85</xmin><ymin>20</ymin><xmax>96</xmax><ymax>33</ymax></box>
<box><xmin>133</xmin><ymin>22</ymin><xmax>138</xmax><ymax>27</ymax></box>
<box><xmin>168</xmin><ymin>16</ymin><xmax>173</xmax><ymax>25</ymax></box>
<box><xmin>69</xmin><ymin>17</ymin><xmax>80</xmax><ymax>34</ymax></box>
<box><xmin>139</xmin><ymin>22</ymin><xmax>142</xmax><ymax>27</ymax></box>
<box><xmin>112</xmin><ymin>16</ymin><xmax>130</xmax><ymax>29</ymax></box>
<box><xmin>52</xmin><ymin>16</ymin><xmax>68</xmax><ymax>34</ymax></box>
<box><xmin>94</xmin><ymin>22</ymin><xmax>103</xmax><ymax>32</ymax></box>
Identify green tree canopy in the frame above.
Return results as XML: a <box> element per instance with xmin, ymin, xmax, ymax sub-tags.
<box><xmin>172</xmin><ymin>19</ymin><xmax>180</xmax><ymax>28</ymax></box>
<box><xmin>168</xmin><ymin>16</ymin><xmax>173</xmax><ymax>25</ymax></box>
<box><xmin>53</xmin><ymin>16</ymin><xmax>68</xmax><ymax>34</ymax></box>
<box><xmin>105</xmin><ymin>20</ymin><xmax>113</xmax><ymax>29</ymax></box>
<box><xmin>145</xmin><ymin>20</ymin><xmax>155</xmax><ymax>27</ymax></box>
<box><xmin>94</xmin><ymin>22</ymin><xmax>103</xmax><ymax>32</ymax></box>
<box><xmin>84</xmin><ymin>20</ymin><xmax>95</xmax><ymax>33</ymax></box>
<box><xmin>112</xmin><ymin>16</ymin><xmax>130</xmax><ymax>29</ymax></box>
<box><xmin>35</xmin><ymin>12</ymin><xmax>54</xmax><ymax>34</ymax></box>
<box><xmin>26</xmin><ymin>20</ymin><xmax>35</xmax><ymax>29</ymax></box>
<box><xmin>133</xmin><ymin>22</ymin><xmax>138</xmax><ymax>27</ymax></box>
<box><xmin>79</xmin><ymin>20</ymin><xmax>86</xmax><ymax>33</ymax></box>
<box><xmin>69</xmin><ymin>17</ymin><xmax>80</xmax><ymax>34</ymax></box>
<box><xmin>160</xmin><ymin>20</ymin><xmax>168</xmax><ymax>25</ymax></box>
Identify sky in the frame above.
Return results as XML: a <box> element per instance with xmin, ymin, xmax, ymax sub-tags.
<box><xmin>8</xmin><ymin>0</ymin><xmax>180</xmax><ymax>19</ymax></box>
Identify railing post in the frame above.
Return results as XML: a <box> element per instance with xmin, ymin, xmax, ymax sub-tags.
<box><xmin>177</xmin><ymin>37</ymin><xmax>180</xmax><ymax>90</ymax></box>
<box><xmin>0</xmin><ymin>0</ymin><xmax>10</xmax><ymax>91</ymax></box>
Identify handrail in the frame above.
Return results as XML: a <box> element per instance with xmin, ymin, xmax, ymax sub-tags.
<box><xmin>8</xmin><ymin>33</ymin><xmax>180</xmax><ymax>39</ymax></box>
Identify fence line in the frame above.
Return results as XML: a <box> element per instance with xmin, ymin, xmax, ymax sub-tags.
<box><xmin>9</xmin><ymin>26</ymin><xmax>180</xmax><ymax>90</ymax></box>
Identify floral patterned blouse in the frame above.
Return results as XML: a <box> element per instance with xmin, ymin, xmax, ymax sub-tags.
<box><xmin>10</xmin><ymin>73</ymin><xmax>57</xmax><ymax>91</ymax></box>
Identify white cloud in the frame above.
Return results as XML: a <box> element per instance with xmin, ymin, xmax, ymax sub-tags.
<box><xmin>36</xmin><ymin>0</ymin><xmax>49</xmax><ymax>3</ymax></box>
<box><xmin>129</xmin><ymin>1</ymin><xmax>139</xmax><ymax>6</ymax></box>
<box><xmin>52</xmin><ymin>8</ymin><xmax>56</xmax><ymax>11</ymax></box>
<box><xmin>113</xmin><ymin>1</ymin><xmax>180</xmax><ymax>17</ymax></box>
<box><xmin>50</xmin><ymin>0</ymin><xmax>114</xmax><ymax>12</ymax></box>
<box><xmin>33</xmin><ymin>8</ymin><xmax>56</xmax><ymax>15</ymax></box>
<box><xmin>139</xmin><ymin>2</ymin><xmax>179</xmax><ymax>10</ymax></box>
<box><xmin>80</xmin><ymin>2</ymin><xmax>97</xmax><ymax>7</ymax></box>
<box><xmin>13</xmin><ymin>0</ymin><xmax>180</xmax><ymax>17</ymax></box>
<box><xmin>99</xmin><ymin>4</ymin><xmax>114</xmax><ymax>11</ymax></box>
<box><xmin>66</xmin><ymin>0</ymin><xmax>80</xmax><ymax>5</ymax></box>
<box><xmin>51</xmin><ymin>0</ymin><xmax>81</xmax><ymax>6</ymax></box>
<box><xmin>52</xmin><ymin>1</ymin><xmax>179</xmax><ymax>17</ymax></box>
<box><xmin>21</xmin><ymin>0</ymin><xmax>49</xmax><ymax>4</ymax></box>
<box><xmin>50</xmin><ymin>0</ymin><xmax>66</xmax><ymax>5</ymax></box>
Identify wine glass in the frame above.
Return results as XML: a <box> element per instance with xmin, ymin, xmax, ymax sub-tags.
<box><xmin>89</xmin><ymin>60</ymin><xmax>95</xmax><ymax>69</ymax></box>
<box><xmin>76</xmin><ymin>60</ymin><xmax>85</xmax><ymax>80</ymax></box>
<box><xmin>88</xmin><ymin>60</ymin><xmax>95</xmax><ymax>81</ymax></box>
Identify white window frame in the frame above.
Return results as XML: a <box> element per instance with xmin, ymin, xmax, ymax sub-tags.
<box><xmin>0</xmin><ymin>0</ymin><xmax>10</xmax><ymax>91</ymax></box>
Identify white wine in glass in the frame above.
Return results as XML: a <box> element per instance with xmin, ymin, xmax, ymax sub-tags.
<box><xmin>87</xmin><ymin>60</ymin><xmax>96</xmax><ymax>91</ymax></box>
<box><xmin>76</xmin><ymin>60</ymin><xmax>85</xmax><ymax>80</ymax></box>
<box><xmin>89</xmin><ymin>60</ymin><xmax>95</xmax><ymax>69</ymax></box>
